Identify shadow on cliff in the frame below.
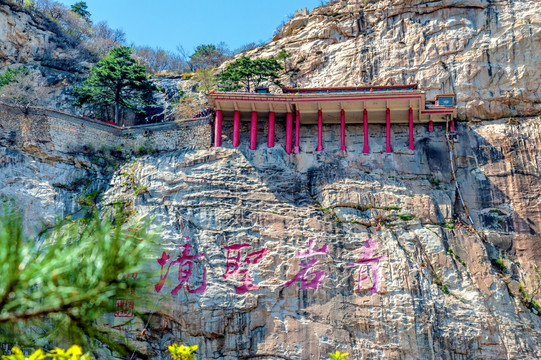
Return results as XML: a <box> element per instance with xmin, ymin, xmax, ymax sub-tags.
<box><xmin>230</xmin><ymin>122</ymin><xmax>535</xmax><ymax>241</ymax></box>
<box><xmin>454</xmin><ymin>122</ymin><xmax>537</xmax><ymax>237</ymax></box>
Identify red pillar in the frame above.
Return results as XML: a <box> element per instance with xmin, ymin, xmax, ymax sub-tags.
<box><xmin>340</xmin><ymin>109</ymin><xmax>346</xmax><ymax>152</ymax></box>
<box><xmin>428</xmin><ymin>120</ymin><xmax>434</xmax><ymax>132</ymax></box>
<box><xmin>267</xmin><ymin>111</ymin><xmax>275</xmax><ymax>148</ymax></box>
<box><xmin>250</xmin><ymin>111</ymin><xmax>257</xmax><ymax>150</ymax></box>
<box><xmin>450</xmin><ymin>119</ymin><xmax>455</xmax><ymax>132</ymax></box>
<box><xmin>233</xmin><ymin>110</ymin><xmax>240</xmax><ymax>147</ymax></box>
<box><xmin>294</xmin><ymin>110</ymin><xmax>300</xmax><ymax>153</ymax></box>
<box><xmin>408</xmin><ymin>107</ymin><xmax>414</xmax><ymax>151</ymax></box>
<box><xmin>385</xmin><ymin>108</ymin><xmax>391</xmax><ymax>153</ymax></box>
<box><xmin>214</xmin><ymin>110</ymin><xmax>222</xmax><ymax>147</ymax></box>
<box><xmin>316</xmin><ymin>109</ymin><xmax>323</xmax><ymax>152</ymax></box>
<box><xmin>363</xmin><ymin>108</ymin><xmax>369</xmax><ymax>154</ymax></box>
<box><xmin>285</xmin><ymin>112</ymin><xmax>293</xmax><ymax>154</ymax></box>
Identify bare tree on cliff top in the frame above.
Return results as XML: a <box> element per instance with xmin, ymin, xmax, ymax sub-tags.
<box><xmin>189</xmin><ymin>43</ymin><xmax>231</xmax><ymax>70</ymax></box>
<box><xmin>73</xmin><ymin>46</ymin><xmax>157</xmax><ymax>125</ymax></box>
<box><xmin>0</xmin><ymin>71</ymin><xmax>48</xmax><ymax>114</ymax></box>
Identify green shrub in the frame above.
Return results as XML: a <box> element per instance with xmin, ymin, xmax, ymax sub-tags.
<box><xmin>0</xmin><ymin>67</ymin><xmax>30</xmax><ymax>88</ymax></box>
<box><xmin>519</xmin><ymin>283</ymin><xmax>528</xmax><ymax>298</ymax></box>
<box><xmin>134</xmin><ymin>186</ymin><xmax>148</xmax><ymax>196</ymax></box>
<box><xmin>492</xmin><ymin>257</ymin><xmax>508</xmax><ymax>273</ymax></box>
<box><xmin>398</xmin><ymin>214</ymin><xmax>413</xmax><ymax>221</ymax></box>
<box><xmin>531</xmin><ymin>299</ymin><xmax>541</xmax><ymax>314</ymax></box>
<box><xmin>137</xmin><ymin>145</ymin><xmax>153</xmax><ymax>155</ymax></box>
<box><xmin>78</xmin><ymin>190</ymin><xmax>101</xmax><ymax>208</ymax></box>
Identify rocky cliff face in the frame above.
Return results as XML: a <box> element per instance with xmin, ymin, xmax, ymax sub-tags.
<box><xmin>101</xmin><ymin>120</ymin><xmax>541</xmax><ymax>359</ymax></box>
<box><xmin>245</xmin><ymin>0</ymin><xmax>541</xmax><ymax>120</ymax></box>
<box><xmin>0</xmin><ymin>1</ymin><xmax>197</xmax><ymax>121</ymax></box>
<box><xmin>0</xmin><ymin>0</ymin><xmax>94</xmax><ymax>112</ymax></box>
<box><xmin>4</xmin><ymin>116</ymin><xmax>541</xmax><ymax>359</ymax></box>
<box><xmin>2</xmin><ymin>0</ymin><xmax>541</xmax><ymax>358</ymax></box>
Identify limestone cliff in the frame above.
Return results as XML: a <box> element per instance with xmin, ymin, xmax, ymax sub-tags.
<box><xmin>1</xmin><ymin>0</ymin><xmax>541</xmax><ymax>358</ymax></box>
<box><xmin>244</xmin><ymin>0</ymin><xmax>541</xmax><ymax>120</ymax></box>
<box><xmin>0</xmin><ymin>0</ymin><xmax>94</xmax><ymax>112</ymax></box>
<box><xmin>3</xmin><ymin>116</ymin><xmax>541</xmax><ymax>359</ymax></box>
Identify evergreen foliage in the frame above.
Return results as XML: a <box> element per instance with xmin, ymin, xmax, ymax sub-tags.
<box><xmin>276</xmin><ymin>48</ymin><xmax>292</xmax><ymax>73</ymax></box>
<box><xmin>0</xmin><ymin>203</ymin><xmax>154</xmax><ymax>356</ymax></box>
<box><xmin>73</xmin><ymin>46</ymin><xmax>158</xmax><ymax>125</ymax></box>
<box><xmin>70</xmin><ymin>1</ymin><xmax>90</xmax><ymax>21</ymax></box>
<box><xmin>219</xmin><ymin>56</ymin><xmax>283</xmax><ymax>92</ymax></box>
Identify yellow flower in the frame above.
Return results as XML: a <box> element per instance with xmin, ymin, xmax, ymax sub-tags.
<box><xmin>2</xmin><ymin>346</ymin><xmax>91</xmax><ymax>360</ymax></box>
<box><xmin>1</xmin><ymin>347</ymin><xmax>46</xmax><ymax>360</ymax></box>
<box><xmin>167</xmin><ymin>344</ymin><xmax>198</xmax><ymax>360</ymax></box>
<box><xmin>328</xmin><ymin>350</ymin><xmax>349</xmax><ymax>360</ymax></box>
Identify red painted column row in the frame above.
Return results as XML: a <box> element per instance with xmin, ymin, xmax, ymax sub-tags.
<box><xmin>214</xmin><ymin>109</ymin><xmax>420</xmax><ymax>153</ymax></box>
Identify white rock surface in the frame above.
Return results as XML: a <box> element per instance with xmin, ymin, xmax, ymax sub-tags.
<box><xmin>246</xmin><ymin>0</ymin><xmax>541</xmax><ymax>120</ymax></box>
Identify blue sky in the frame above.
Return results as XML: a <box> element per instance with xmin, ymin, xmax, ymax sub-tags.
<box><xmin>57</xmin><ymin>0</ymin><xmax>321</xmax><ymax>53</ymax></box>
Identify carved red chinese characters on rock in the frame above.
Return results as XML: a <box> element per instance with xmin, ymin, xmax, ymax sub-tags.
<box><xmin>282</xmin><ymin>239</ymin><xmax>329</xmax><ymax>290</ymax></box>
<box><xmin>223</xmin><ymin>243</ymin><xmax>268</xmax><ymax>294</ymax></box>
<box><xmin>155</xmin><ymin>238</ymin><xmax>207</xmax><ymax>295</ymax></box>
<box><xmin>348</xmin><ymin>238</ymin><xmax>387</xmax><ymax>295</ymax></box>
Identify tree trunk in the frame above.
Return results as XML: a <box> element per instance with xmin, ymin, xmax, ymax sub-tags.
<box><xmin>114</xmin><ymin>102</ymin><xmax>119</xmax><ymax>125</ymax></box>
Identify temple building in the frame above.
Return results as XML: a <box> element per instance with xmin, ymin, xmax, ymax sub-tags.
<box><xmin>207</xmin><ymin>84</ymin><xmax>457</xmax><ymax>153</ymax></box>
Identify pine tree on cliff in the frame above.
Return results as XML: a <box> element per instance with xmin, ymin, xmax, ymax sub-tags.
<box><xmin>73</xmin><ymin>46</ymin><xmax>157</xmax><ymax>125</ymax></box>
<box><xmin>0</xmin><ymin>203</ymin><xmax>154</xmax><ymax>357</ymax></box>
<box><xmin>70</xmin><ymin>1</ymin><xmax>91</xmax><ymax>22</ymax></box>
<box><xmin>219</xmin><ymin>56</ymin><xmax>283</xmax><ymax>92</ymax></box>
